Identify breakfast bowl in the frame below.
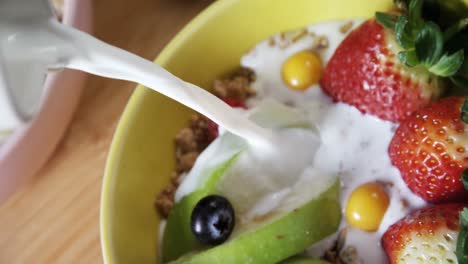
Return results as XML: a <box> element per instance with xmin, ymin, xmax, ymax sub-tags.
<box><xmin>100</xmin><ymin>0</ymin><xmax>402</xmax><ymax>263</ymax></box>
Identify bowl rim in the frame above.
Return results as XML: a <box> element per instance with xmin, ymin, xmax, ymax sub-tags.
<box><xmin>100</xmin><ymin>0</ymin><xmax>240</xmax><ymax>262</ymax></box>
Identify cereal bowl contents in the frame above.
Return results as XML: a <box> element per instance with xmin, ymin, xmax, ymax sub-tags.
<box><xmin>101</xmin><ymin>0</ymin><xmax>468</xmax><ymax>263</ymax></box>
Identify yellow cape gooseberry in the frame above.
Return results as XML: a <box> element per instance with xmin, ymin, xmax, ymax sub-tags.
<box><xmin>345</xmin><ymin>182</ymin><xmax>390</xmax><ymax>232</ymax></box>
<box><xmin>281</xmin><ymin>50</ymin><xmax>323</xmax><ymax>91</ymax></box>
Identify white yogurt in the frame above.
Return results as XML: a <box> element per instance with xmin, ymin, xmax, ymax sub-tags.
<box><xmin>216</xmin><ymin>127</ymin><xmax>330</xmax><ymax>225</ymax></box>
<box><xmin>174</xmin><ymin>99</ymin><xmax>338</xmax><ymax>244</ymax></box>
<box><xmin>241</xmin><ymin>19</ymin><xmax>427</xmax><ymax>263</ymax></box>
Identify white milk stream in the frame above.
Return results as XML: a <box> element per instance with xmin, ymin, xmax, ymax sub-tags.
<box><xmin>1</xmin><ymin>18</ymin><xmax>273</xmax><ymax>147</ymax></box>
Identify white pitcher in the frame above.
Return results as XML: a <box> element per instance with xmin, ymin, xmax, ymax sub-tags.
<box><xmin>0</xmin><ymin>0</ymin><xmax>70</xmax><ymax>131</ymax></box>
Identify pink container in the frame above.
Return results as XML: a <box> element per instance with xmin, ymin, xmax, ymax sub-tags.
<box><xmin>0</xmin><ymin>0</ymin><xmax>93</xmax><ymax>203</ymax></box>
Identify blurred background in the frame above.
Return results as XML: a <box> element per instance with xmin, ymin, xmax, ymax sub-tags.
<box><xmin>0</xmin><ymin>0</ymin><xmax>213</xmax><ymax>263</ymax></box>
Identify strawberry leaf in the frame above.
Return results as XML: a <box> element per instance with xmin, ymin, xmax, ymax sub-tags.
<box><xmin>461</xmin><ymin>98</ymin><xmax>468</xmax><ymax>124</ymax></box>
<box><xmin>429</xmin><ymin>50</ymin><xmax>464</xmax><ymax>77</ymax></box>
<box><xmin>376</xmin><ymin>12</ymin><xmax>398</xmax><ymax>29</ymax></box>
<box><xmin>462</xmin><ymin>168</ymin><xmax>468</xmax><ymax>189</ymax></box>
<box><xmin>380</xmin><ymin>0</ymin><xmax>468</xmax><ymax>86</ymax></box>
<box><xmin>452</xmin><ymin>75</ymin><xmax>468</xmax><ymax>88</ymax></box>
<box><xmin>398</xmin><ymin>50</ymin><xmax>419</xmax><ymax>67</ymax></box>
<box><xmin>430</xmin><ymin>0</ymin><xmax>468</xmax><ymax>28</ymax></box>
<box><xmin>452</xmin><ymin>59</ymin><xmax>468</xmax><ymax>87</ymax></box>
<box><xmin>396</xmin><ymin>15</ymin><xmax>415</xmax><ymax>49</ymax></box>
<box><xmin>408</xmin><ymin>0</ymin><xmax>424</xmax><ymax>30</ymax></box>
<box><xmin>444</xmin><ymin>18</ymin><xmax>468</xmax><ymax>42</ymax></box>
<box><xmin>462</xmin><ymin>208</ymin><xmax>468</xmax><ymax>228</ymax></box>
<box><xmin>415</xmin><ymin>22</ymin><xmax>444</xmax><ymax>66</ymax></box>
<box><xmin>394</xmin><ymin>0</ymin><xmax>409</xmax><ymax>10</ymax></box>
<box><xmin>456</xmin><ymin>208</ymin><xmax>468</xmax><ymax>264</ymax></box>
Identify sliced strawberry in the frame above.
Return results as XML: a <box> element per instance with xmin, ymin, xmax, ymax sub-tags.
<box><xmin>382</xmin><ymin>204</ymin><xmax>465</xmax><ymax>264</ymax></box>
<box><xmin>321</xmin><ymin>19</ymin><xmax>445</xmax><ymax>122</ymax></box>
<box><xmin>389</xmin><ymin>97</ymin><xmax>468</xmax><ymax>203</ymax></box>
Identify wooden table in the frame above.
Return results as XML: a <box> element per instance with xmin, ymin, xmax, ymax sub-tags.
<box><xmin>0</xmin><ymin>1</ymin><xmax>213</xmax><ymax>263</ymax></box>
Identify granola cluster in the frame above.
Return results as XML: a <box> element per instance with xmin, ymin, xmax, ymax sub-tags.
<box><xmin>322</xmin><ymin>229</ymin><xmax>362</xmax><ymax>264</ymax></box>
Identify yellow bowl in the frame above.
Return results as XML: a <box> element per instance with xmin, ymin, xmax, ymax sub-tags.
<box><xmin>101</xmin><ymin>0</ymin><xmax>394</xmax><ymax>263</ymax></box>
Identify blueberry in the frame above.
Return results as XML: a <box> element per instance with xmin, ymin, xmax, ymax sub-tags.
<box><xmin>190</xmin><ymin>195</ymin><xmax>235</xmax><ymax>246</ymax></box>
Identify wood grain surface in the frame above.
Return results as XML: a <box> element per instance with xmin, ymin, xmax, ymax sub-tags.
<box><xmin>0</xmin><ymin>1</ymin><xmax>213</xmax><ymax>263</ymax></box>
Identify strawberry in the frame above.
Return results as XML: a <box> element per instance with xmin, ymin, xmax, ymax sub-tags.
<box><xmin>321</xmin><ymin>0</ymin><xmax>467</xmax><ymax>122</ymax></box>
<box><xmin>382</xmin><ymin>204</ymin><xmax>466</xmax><ymax>264</ymax></box>
<box><xmin>389</xmin><ymin>96</ymin><xmax>468</xmax><ymax>203</ymax></box>
<box><xmin>321</xmin><ymin>19</ymin><xmax>444</xmax><ymax>122</ymax></box>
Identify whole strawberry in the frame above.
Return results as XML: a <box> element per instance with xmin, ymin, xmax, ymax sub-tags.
<box><xmin>321</xmin><ymin>0</ymin><xmax>466</xmax><ymax>122</ymax></box>
<box><xmin>382</xmin><ymin>204</ymin><xmax>466</xmax><ymax>264</ymax></box>
<box><xmin>389</xmin><ymin>97</ymin><xmax>468</xmax><ymax>203</ymax></box>
<box><xmin>321</xmin><ymin>19</ymin><xmax>443</xmax><ymax>122</ymax></box>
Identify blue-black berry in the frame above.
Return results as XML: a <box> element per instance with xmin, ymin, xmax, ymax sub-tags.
<box><xmin>190</xmin><ymin>195</ymin><xmax>235</xmax><ymax>246</ymax></box>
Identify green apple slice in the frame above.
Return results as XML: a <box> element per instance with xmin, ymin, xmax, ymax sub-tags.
<box><xmin>162</xmin><ymin>153</ymin><xmax>241</xmax><ymax>261</ymax></box>
<box><xmin>168</xmin><ymin>182</ymin><xmax>340</xmax><ymax>264</ymax></box>
<box><xmin>162</xmin><ymin>100</ymin><xmax>341</xmax><ymax>263</ymax></box>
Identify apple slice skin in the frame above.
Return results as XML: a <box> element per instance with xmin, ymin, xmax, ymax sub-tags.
<box><xmin>168</xmin><ymin>182</ymin><xmax>341</xmax><ymax>264</ymax></box>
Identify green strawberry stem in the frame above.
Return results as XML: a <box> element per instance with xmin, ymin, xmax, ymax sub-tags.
<box><xmin>376</xmin><ymin>0</ymin><xmax>468</xmax><ymax>86</ymax></box>
<box><xmin>462</xmin><ymin>98</ymin><xmax>468</xmax><ymax>123</ymax></box>
<box><xmin>444</xmin><ymin>18</ymin><xmax>468</xmax><ymax>41</ymax></box>
<box><xmin>458</xmin><ymin>101</ymin><xmax>468</xmax><ymax>263</ymax></box>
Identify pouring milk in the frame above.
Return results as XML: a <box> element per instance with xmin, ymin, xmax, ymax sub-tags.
<box><xmin>0</xmin><ymin>3</ymin><xmax>274</xmax><ymax>147</ymax></box>
<box><xmin>0</xmin><ymin>3</ymin><xmax>323</xmax><ymax>190</ymax></box>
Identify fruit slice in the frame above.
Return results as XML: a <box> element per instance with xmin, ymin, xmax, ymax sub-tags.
<box><xmin>170</xmin><ymin>182</ymin><xmax>339</xmax><ymax>264</ymax></box>
<box><xmin>162</xmin><ymin>154</ymin><xmax>240</xmax><ymax>261</ymax></box>
<box><xmin>162</xmin><ymin>100</ymin><xmax>341</xmax><ymax>263</ymax></box>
